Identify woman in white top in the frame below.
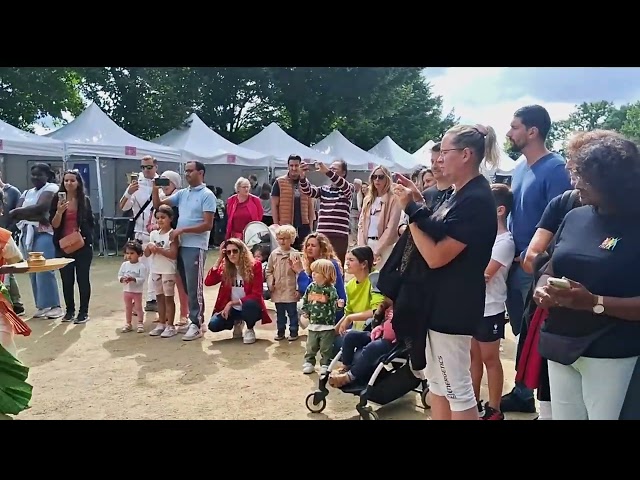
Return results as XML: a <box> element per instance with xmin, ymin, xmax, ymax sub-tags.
<box><xmin>356</xmin><ymin>166</ymin><xmax>402</xmax><ymax>270</ymax></box>
<box><xmin>9</xmin><ymin>163</ymin><xmax>63</xmax><ymax>319</ymax></box>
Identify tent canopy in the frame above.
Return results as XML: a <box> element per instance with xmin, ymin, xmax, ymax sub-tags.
<box><xmin>152</xmin><ymin>113</ymin><xmax>273</xmax><ymax>167</ymax></box>
<box><xmin>0</xmin><ymin>118</ymin><xmax>65</xmax><ymax>157</ymax></box>
<box><xmin>312</xmin><ymin>130</ymin><xmax>392</xmax><ymax>170</ymax></box>
<box><xmin>368</xmin><ymin>136</ymin><xmax>420</xmax><ymax>173</ymax></box>
<box><xmin>240</xmin><ymin>123</ymin><xmax>333</xmax><ymax>168</ymax></box>
<box><xmin>413</xmin><ymin>139</ymin><xmax>436</xmax><ymax>167</ymax></box>
<box><xmin>46</xmin><ymin>103</ymin><xmax>182</xmax><ymax>163</ymax></box>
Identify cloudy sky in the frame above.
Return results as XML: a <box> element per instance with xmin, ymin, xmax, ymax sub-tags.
<box><xmin>423</xmin><ymin>67</ymin><xmax>640</xmax><ymax>142</ymax></box>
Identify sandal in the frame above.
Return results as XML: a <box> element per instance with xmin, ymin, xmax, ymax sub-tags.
<box><xmin>121</xmin><ymin>324</ymin><xmax>133</xmax><ymax>333</ymax></box>
<box><xmin>136</xmin><ymin>323</ymin><xmax>145</xmax><ymax>333</ymax></box>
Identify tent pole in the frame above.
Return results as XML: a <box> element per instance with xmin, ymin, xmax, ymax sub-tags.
<box><xmin>94</xmin><ymin>156</ymin><xmax>107</xmax><ymax>256</ymax></box>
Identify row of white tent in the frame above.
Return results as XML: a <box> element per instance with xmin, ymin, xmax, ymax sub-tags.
<box><xmin>0</xmin><ymin>102</ymin><xmax>517</xmax><ymax>175</ymax></box>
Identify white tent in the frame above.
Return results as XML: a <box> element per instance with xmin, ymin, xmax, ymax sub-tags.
<box><xmin>413</xmin><ymin>139</ymin><xmax>436</xmax><ymax>167</ymax></box>
<box><xmin>46</xmin><ymin>102</ymin><xmax>182</xmax><ymax>163</ymax></box>
<box><xmin>152</xmin><ymin>113</ymin><xmax>273</xmax><ymax>167</ymax></box>
<box><xmin>368</xmin><ymin>136</ymin><xmax>420</xmax><ymax>173</ymax></box>
<box><xmin>481</xmin><ymin>149</ymin><xmax>518</xmax><ymax>179</ymax></box>
<box><xmin>239</xmin><ymin>123</ymin><xmax>333</xmax><ymax>168</ymax></box>
<box><xmin>0</xmin><ymin>118</ymin><xmax>65</xmax><ymax>157</ymax></box>
<box><xmin>312</xmin><ymin>130</ymin><xmax>393</xmax><ymax>170</ymax></box>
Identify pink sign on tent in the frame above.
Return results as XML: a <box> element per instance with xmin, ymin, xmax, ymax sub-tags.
<box><xmin>368</xmin><ymin>162</ymin><xmax>374</xmax><ymax>170</ymax></box>
<box><xmin>125</xmin><ymin>146</ymin><xmax>137</xmax><ymax>156</ymax></box>
<box><xmin>227</xmin><ymin>154</ymin><xmax>237</xmax><ymax>164</ymax></box>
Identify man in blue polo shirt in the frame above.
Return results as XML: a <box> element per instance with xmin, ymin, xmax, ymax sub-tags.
<box><xmin>501</xmin><ymin>105</ymin><xmax>572</xmax><ymax>415</ymax></box>
<box><xmin>153</xmin><ymin>161</ymin><xmax>216</xmax><ymax>341</ymax></box>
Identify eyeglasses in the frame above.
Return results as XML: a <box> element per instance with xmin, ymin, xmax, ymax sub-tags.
<box><xmin>140</xmin><ymin>165</ymin><xmax>155</xmax><ymax>170</ymax></box>
<box><xmin>225</xmin><ymin>248</ymin><xmax>239</xmax><ymax>255</ymax></box>
<box><xmin>371</xmin><ymin>174</ymin><xmax>386</xmax><ymax>181</ymax></box>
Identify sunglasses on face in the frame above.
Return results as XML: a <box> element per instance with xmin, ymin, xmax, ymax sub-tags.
<box><xmin>140</xmin><ymin>165</ymin><xmax>155</xmax><ymax>170</ymax></box>
<box><xmin>225</xmin><ymin>248</ymin><xmax>239</xmax><ymax>255</ymax></box>
<box><xmin>371</xmin><ymin>174</ymin><xmax>386</xmax><ymax>181</ymax></box>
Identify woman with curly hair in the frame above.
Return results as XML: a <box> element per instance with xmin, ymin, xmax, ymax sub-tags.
<box><xmin>205</xmin><ymin>238</ymin><xmax>272</xmax><ymax>344</ymax></box>
<box><xmin>356</xmin><ymin>166</ymin><xmax>402</xmax><ymax>269</ymax></box>
<box><xmin>533</xmin><ymin>135</ymin><xmax>640</xmax><ymax>420</ymax></box>
<box><xmin>290</xmin><ymin>232</ymin><xmax>346</xmax><ymax>323</ymax></box>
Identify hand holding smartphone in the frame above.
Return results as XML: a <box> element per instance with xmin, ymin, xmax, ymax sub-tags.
<box><xmin>547</xmin><ymin>277</ymin><xmax>570</xmax><ymax>289</ymax></box>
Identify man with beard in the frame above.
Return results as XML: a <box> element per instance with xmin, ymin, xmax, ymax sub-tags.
<box><xmin>501</xmin><ymin>105</ymin><xmax>572</xmax><ymax>414</ymax></box>
<box><xmin>271</xmin><ymin>154</ymin><xmax>316</xmax><ymax>250</ymax></box>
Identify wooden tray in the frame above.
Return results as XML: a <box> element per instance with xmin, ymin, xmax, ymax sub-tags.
<box><xmin>9</xmin><ymin>258</ymin><xmax>75</xmax><ymax>273</ymax></box>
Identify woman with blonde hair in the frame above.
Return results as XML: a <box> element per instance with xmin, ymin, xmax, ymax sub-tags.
<box><xmin>225</xmin><ymin>177</ymin><xmax>263</xmax><ymax>240</ymax></box>
<box><xmin>290</xmin><ymin>232</ymin><xmax>346</xmax><ymax>323</ymax></box>
<box><xmin>357</xmin><ymin>166</ymin><xmax>402</xmax><ymax>269</ymax></box>
<box><xmin>205</xmin><ymin>238</ymin><xmax>271</xmax><ymax>344</ymax></box>
<box><xmin>393</xmin><ymin>123</ymin><xmax>501</xmax><ymax>420</ymax></box>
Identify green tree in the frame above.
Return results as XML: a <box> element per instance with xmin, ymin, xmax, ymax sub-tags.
<box><xmin>620</xmin><ymin>102</ymin><xmax>640</xmax><ymax>141</ymax></box>
<box><xmin>0</xmin><ymin>68</ymin><xmax>85</xmax><ymax>131</ymax></box>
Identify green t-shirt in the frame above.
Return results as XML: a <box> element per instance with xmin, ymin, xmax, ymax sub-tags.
<box><xmin>302</xmin><ymin>283</ymin><xmax>338</xmax><ymax>327</ymax></box>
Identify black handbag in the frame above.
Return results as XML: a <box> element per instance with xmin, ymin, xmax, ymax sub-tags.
<box><xmin>126</xmin><ymin>195</ymin><xmax>153</xmax><ymax>240</ymax></box>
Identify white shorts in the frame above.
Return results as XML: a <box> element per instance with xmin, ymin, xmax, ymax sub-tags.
<box><xmin>152</xmin><ymin>273</ymin><xmax>176</xmax><ymax>296</ymax></box>
<box><xmin>425</xmin><ymin>329</ymin><xmax>476</xmax><ymax>412</ymax></box>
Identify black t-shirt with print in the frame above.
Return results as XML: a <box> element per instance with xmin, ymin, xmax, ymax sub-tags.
<box><xmin>428</xmin><ymin>175</ymin><xmax>498</xmax><ymax>336</ymax></box>
<box><xmin>544</xmin><ymin>206</ymin><xmax>640</xmax><ymax>358</ymax></box>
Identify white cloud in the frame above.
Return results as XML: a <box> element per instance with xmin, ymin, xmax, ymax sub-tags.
<box><xmin>426</xmin><ymin>67</ymin><xmax>577</xmax><ymax>143</ymax></box>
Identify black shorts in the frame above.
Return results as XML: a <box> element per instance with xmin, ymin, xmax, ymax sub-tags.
<box><xmin>474</xmin><ymin>312</ymin><xmax>507</xmax><ymax>343</ymax></box>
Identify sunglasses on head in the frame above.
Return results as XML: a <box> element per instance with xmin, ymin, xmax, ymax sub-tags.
<box><xmin>371</xmin><ymin>174</ymin><xmax>386</xmax><ymax>181</ymax></box>
<box><xmin>140</xmin><ymin>165</ymin><xmax>155</xmax><ymax>170</ymax></box>
<box><xmin>225</xmin><ymin>248</ymin><xmax>239</xmax><ymax>255</ymax></box>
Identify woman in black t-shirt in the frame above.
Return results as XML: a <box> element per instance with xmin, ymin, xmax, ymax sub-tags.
<box><xmin>395</xmin><ymin>124</ymin><xmax>500</xmax><ymax>420</ymax></box>
<box><xmin>534</xmin><ymin>136</ymin><xmax>640</xmax><ymax>420</ymax></box>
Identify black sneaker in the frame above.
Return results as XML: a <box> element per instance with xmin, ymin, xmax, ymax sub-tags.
<box><xmin>288</xmin><ymin>333</ymin><xmax>299</xmax><ymax>341</ymax></box>
<box><xmin>145</xmin><ymin>300</ymin><xmax>157</xmax><ymax>312</ymax></box>
<box><xmin>62</xmin><ymin>311</ymin><xmax>75</xmax><ymax>322</ymax></box>
<box><xmin>274</xmin><ymin>332</ymin><xmax>286</xmax><ymax>341</ymax></box>
<box><xmin>74</xmin><ymin>313</ymin><xmax>90</xmax><ymax>324</ymax></box>
<box><xmin>500</xmin><ymin>389</ymin><xmax>537</xmax><ymax>413</ymax></box>
<box><xmin>477</xmin><ymin>400</ymin><xmax>484</xmax><ymax>413</ymax></box>
<box><xmin>481</xmin><ymin>404</ymin><xmax>505</xmax><ymax>420</ymax></box>
<box><xmin>12</xmin><ymin>304</ymin><xmax>25</xmax><ymax>316</ymax></box>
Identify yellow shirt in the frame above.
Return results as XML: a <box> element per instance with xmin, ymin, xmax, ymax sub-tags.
<box><xmin>344</xmin><ymin>276</ymin><xmax>384</xmax><ymax>330</ymax></box>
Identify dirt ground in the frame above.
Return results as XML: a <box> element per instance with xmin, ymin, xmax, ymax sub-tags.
<box><xmin>10</xmin><ymin>253</ymin><xmax>537</xmax><ymax>420</ymax></box>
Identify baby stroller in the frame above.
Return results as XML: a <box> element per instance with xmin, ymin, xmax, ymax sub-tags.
<box><xmin>304</xmin><ymin>272</ymin><xmax>430</xmax><ymax>420</ymax></box>
<box><xmin>243</xmin><ymin>221</ymin><xmax>277</xmax><ymax>300</ymax></box>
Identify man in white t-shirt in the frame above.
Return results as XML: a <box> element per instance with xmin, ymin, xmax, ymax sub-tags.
<box><xmin>471</xmin><ymin>183</ymin><xmax>515</xmax><ymax>421</ymax></box>
<box><xmin>119</xmin><ymin>155</ymin><xmax>158</xmax><ymax>312</ymax></box>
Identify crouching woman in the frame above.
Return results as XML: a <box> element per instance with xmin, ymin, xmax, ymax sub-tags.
<box><xmin>205</xmin><ymin>238</ymin><xmax>272</xmax><ymax>344</ymax></box>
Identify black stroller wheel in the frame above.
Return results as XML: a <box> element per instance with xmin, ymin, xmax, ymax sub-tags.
<box><xmin>360</xmin><ymin>411</ymin><xmax>379</xmax><ymax>420</ymax></box>
<box><xmin>421</xmin><ymin>386</ymin><xmax>431</xmax><ymax>409</ymax></box>
<box><xmin>305</xmin><ymin>393</ymin><xmax>327</xmax><ymax>413</ymax></box>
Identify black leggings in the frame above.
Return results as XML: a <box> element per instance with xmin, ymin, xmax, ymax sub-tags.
<box><xmin>58</xmin><ymin>244</ymin><xmax>93</xmax><ymax>314</ymax></box>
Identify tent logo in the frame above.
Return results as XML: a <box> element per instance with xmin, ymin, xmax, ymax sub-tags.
<box><xmin>0</xmin><ymin>140</ymin><xmax>3</xmax><ymax>150</ymax></box>
<box><xmin>368</xmin><ymin>162</ymin><xmax>374</xmax><ymax>170</ymax></box>
<box><xmin>227</xmin><ymin>154</ymin><xmax>236</xmax><ymax>164</ymax></box>
<box><xmin>125</xmin><ymin>146</ymin><xmax>137</xmax><ymax>156</ymax></box>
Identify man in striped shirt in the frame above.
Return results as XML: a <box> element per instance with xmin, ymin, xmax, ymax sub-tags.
<box><xmin>299</xmin><ymin>159</ymin><xmax>354</xmax><ymax>266</ymax></box>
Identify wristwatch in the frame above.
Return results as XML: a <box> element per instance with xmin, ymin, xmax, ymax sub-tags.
<box><xmin>593</xmin><ymin>295</ymin><xmax>605</xmax><ymax>314</ymax></box>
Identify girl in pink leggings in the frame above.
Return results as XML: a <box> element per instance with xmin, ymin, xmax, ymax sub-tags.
<box><xmin>118</xmin><ymin>241</ymin><xmax>148</xmax><ymax>333</ymax></box>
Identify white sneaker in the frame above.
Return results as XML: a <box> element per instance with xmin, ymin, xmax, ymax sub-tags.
<box><xmin>160</xmin><ymin>325</ymin><xmax>177</xmax><ymax>338</ymax></box>
<box><xmin>32</xmin><ymin>307</ymin><xmax>51</xmax><ymax>318</ymax></box>
<box><xmin>149</xmin><ymin>324</ymin><xmax>166</xmax><ymax>337</ymax></box>
<box><xmin>47</xmin><ymin>307</ymin><xmax>64</xmax><ymax>319</ymax></box>
<box><xmin>243</xmin><ymin>328</ymin><xmax>256</xmax><ymax>344</ymax></box>
<box><xmin>302</xmin><ymin>362</ymin><xmax>315</xmax><ymax>374</ymax></box>
<box><xmin>320</xmin><ymin>365</ymin><xmax>329</xmax><ymax>376</ymax></box>
<box><xmin>233</xmin><ymin>322</ymin><xmax>244</xmax><ymax>339</ymax></box>
<box><xmin>177</xmin><ymin>323</ymin><xmax>190</xmax><ymax>334</ymax></box>
<box><xmin>182</xmin><ymin>324</ymin><xmax>202</xmax><ymax>341</ymax></box>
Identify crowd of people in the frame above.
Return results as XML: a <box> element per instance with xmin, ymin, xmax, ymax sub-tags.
<box><xmin>1</xmin><ymin>103</ymin><xmax>638</xmax><ymax>421</ymax></box>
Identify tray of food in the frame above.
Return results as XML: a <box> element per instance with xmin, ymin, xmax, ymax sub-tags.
<box><xmin>9</xmin><ymin>253</ymin><xmax>75</xmax><ymax>273</ymax></box>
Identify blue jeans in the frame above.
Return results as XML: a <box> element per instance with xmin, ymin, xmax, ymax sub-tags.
<box><xmin>21</xmin><ymin>233</ymin><xmax>60</xmax><ymax>310</ymax></box>
<box><xmin>342</xmin><ymin>329</ymin><xmax>393</xmax><ymax>381</ymax></box>
<box><xmin>208</xmin><ymin>299</ymin><xmax>262</xmax><ymax>331</ymax></box>
<box><xmin>506</xmin><ymin>262</ymin><xmax>534</xmax><ymax>400</ymax></box>
<box><xmin>275</xmin><ymin>302</ymin><xmax>298</xmax><ymax>336</ymax></box>
<box><xmin>177</xmin><ymin>247</ymin><xmax>207</xmax><ymax>327</ymax></box>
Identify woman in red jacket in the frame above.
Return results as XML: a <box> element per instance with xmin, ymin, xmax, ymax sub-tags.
<box><xmin>225</xmin><ymin>177</ymin><xmax>263</xmax><ymax>240</ymax></box>
<box><xmin>205</xmin><ymin>238</ymin><xmax>271</xmax><ymax>344</ymax></box>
